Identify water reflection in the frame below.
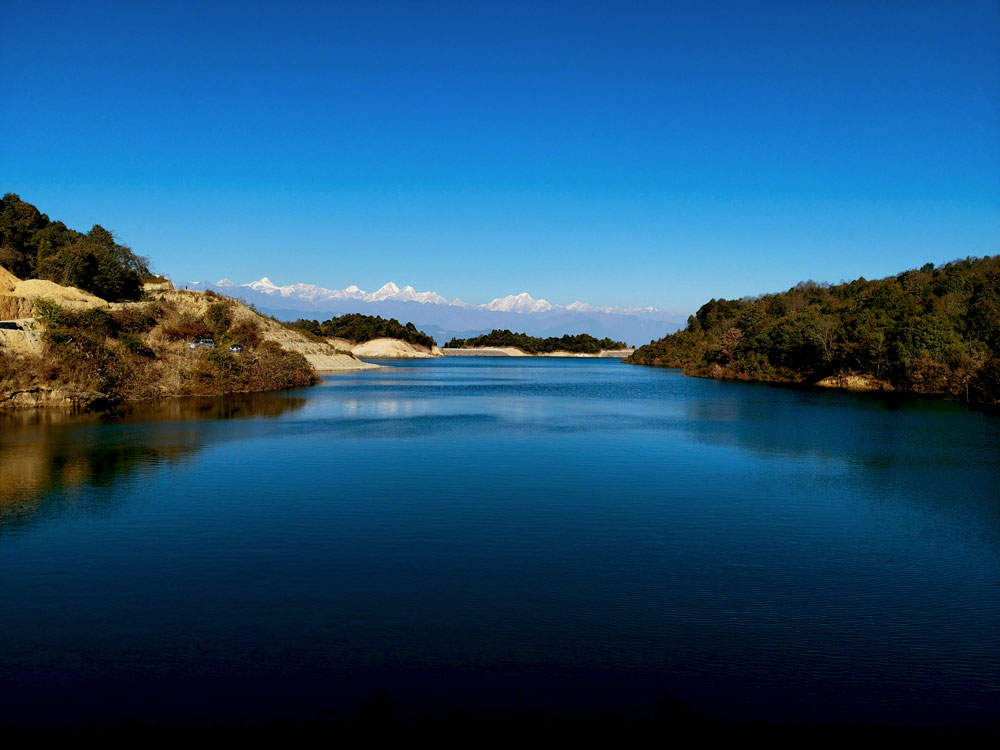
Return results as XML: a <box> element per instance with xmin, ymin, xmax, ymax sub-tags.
<box><xmin>1</xmin><ymin>360</ymin><xmax>998</xmax><ymax>730</ymax></box>
<box><xmin>676</xmin><ymin>382</ymin><xmax>1000</xmax><ymax>549</ymax></box>
<box><xmin>679</xmin><ymin>383</ymin><xmax>1000</xmax><ymax>468</ymax></box>
<box><xmin>0</xmin><ymin>393</ymin><xmax>306</xmax><ymax>529</ymax></box>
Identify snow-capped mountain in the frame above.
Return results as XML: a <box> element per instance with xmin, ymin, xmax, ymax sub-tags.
<box><xmin>195</xmin><ymin>278</ymin><xmax>656</xmax><ymax>316</ymax></box>
<box><xmin>185</xmin><ymin>277</ymin><xmax>684</xmax><ymax>345</ymax></box>
<box><xmin>481</xmin><ymin>292</ymin><xmax>554</xmax><ymax>313</ymax></box>
<box><xmin>227</xmin><ymin>278</ymin><xmax>454</xmax><ymax>306</ymax></box>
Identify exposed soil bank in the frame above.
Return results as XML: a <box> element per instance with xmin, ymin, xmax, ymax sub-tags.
<box><xmin>348</xmin><ymin>338</ymin><xmax>443</xmax><ymax>358</ymax></box>
<box><xmin>441</xmin><ymin>347</ymin><xmax>634</xmax><ymax>358</ymax></box>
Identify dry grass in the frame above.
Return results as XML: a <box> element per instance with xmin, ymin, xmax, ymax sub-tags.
<box><xmin>3</xmin><ymin>294</ymin><xmax>316</xmax><ymax>408</ymax></box>
<box><xmin>2</xmin><ymin>287</ymin><xmax>375</xmax><ymax>409</ymax></box>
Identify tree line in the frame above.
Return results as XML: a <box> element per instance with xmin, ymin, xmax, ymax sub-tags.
<box><xmin>1</xmin><ymin>193</ymin><xmax>151</xmax><ymax>302</ymax></box>
<box><xmin>444</xmin><ymin>329</ymin><xmax>628</xmax><ymax>354</ymax></box>
<box><xmin>290</xmin><ymin>313</ymin><xmax>436</xmax><ymax>348</ymax></box>
<box><xmin>627</xmin><ymin>257</ymin><xmax>1000</xmax><ymax>406</ymax></box>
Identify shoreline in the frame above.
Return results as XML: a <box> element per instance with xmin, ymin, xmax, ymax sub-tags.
<box><xmin>626</xmin><ymin>361</ymin><xmax>995</xmax><ymax>410</ymax></box>
<box><xmin>440</xmin><ymin>347</ymin><xmax>634</xmax><ymax>358</ymax></box>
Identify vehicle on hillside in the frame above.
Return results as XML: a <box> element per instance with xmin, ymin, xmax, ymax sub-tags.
<box><xmin>229</xmin><ymin>344</ymin><xmax>245</xmax><ymax>353</ymax></box>
<box><xmin>188</xmin><ymin>338</ymin><xmax>215</xmax><ymax>349</ymax></box>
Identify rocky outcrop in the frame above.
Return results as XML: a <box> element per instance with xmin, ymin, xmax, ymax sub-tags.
<box><xmin>815</xmin><ymin>374</ymin><xmax>894</xmax><ymax>392</ymax></box>
<box><xmin>0</xmin><ymin>386</ymin><xmax>109</xmax><ymax>410</ymax></box>
<box><xmin>142</xmin><ymin>278</ymin><xmax>175</xmax><ymax>292</ymax></box>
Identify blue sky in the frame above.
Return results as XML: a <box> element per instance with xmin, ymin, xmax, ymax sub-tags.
<box><xmin>2</xmin><ymin>0</ymin><xmax>998</xmax><ymax>314</ymax></box>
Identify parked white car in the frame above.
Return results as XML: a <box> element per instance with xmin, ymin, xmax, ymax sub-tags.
<box><xmin>188</xmin><ymin>338</ymin><xmax>215</xmax><ymax>349</ymax></box>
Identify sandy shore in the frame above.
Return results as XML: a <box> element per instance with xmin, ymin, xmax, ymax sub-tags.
<box><xmin>440</xmin><ymin>347</ymin><xmax>634</xmax><ymax>358</ymax></box>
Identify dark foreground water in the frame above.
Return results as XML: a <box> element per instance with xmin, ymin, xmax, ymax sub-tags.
<box><xmin>1</xmin><ymin>358</ymin><xmax>998</xmax><ymax>730</ymax></box>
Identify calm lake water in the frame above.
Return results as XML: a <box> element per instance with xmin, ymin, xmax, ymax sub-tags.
<box><xmin>1</xmin><ymin>358</ymin><xmax>998</xmax><ymax>729</ymax></box>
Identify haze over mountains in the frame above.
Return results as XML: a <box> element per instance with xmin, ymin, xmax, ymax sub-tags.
<box><xmin>187</xmin><ymin>277</ymin><xmax>684</xmax><ymax>345</ymax></box>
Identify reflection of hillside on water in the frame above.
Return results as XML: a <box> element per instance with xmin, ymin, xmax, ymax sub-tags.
<box><xmin>0</xmin><ymin>393</ymin><xmax>306</xmax><ymax>528</ymax></box>
<box><xmin>680</xmin><ymin>385</ymin><xmax>1000</xmax><ymax>468</ymax></box>
<box><xmin>678</xmin><ymin>384</ymin><xmax>1000</xmax><ymax>547</ymax></box>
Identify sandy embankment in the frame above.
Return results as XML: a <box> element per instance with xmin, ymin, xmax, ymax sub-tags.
<box><xmin>349</xmin><ymin>338</ymin><xmax>442</xmax><ymax>359</ymax></box>
<box><xmin>438</xmin><ymin>347</ymin><xmax>532</xmax><ymax>357</ymax></box>
<box><xmin>1</xmin><ymin>264</ymin><xmax>111</xmax><ymax>320</ymax></box>
<box><xmin>1</xmin><ymin>267</ymin><xmax>110</xmax><ymax>358</ymax></box>
<box><xmin>440</xmin><ymin>347</ymin><xmax>635</xmax><ymax>358</ymax></box>
<box><xmin>539</xmin><ymin>349</ymin><xmax>635</xmax><ymax>358</ymax></box>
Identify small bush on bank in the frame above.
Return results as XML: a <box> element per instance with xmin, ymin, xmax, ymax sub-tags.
<box><xmin>119</xmin><ymin>332</ymin><xmax>154</xmax><ymax>358</ymax></box>
<box><xmin>0</xmin><ymin>349</ymin><xmax>38</xmax><ymax>390</ymax></box>
<box><xmin>227</xmin><ymin>319</ymin><xmax>262</xmax><ymax>348</ymax></box>
<box><xmin>113</xmin><ymin>302</ymin><xmax>164</xmax><ymax>334</ymax></box>
<box><xmin>206</xmin><ymin>301</ymin><xmax>233</xmax><ymax>340</ymax></box>
<box><xmin>163</xmin><ymin>316</ymin><xmax>212</xmax><ymax>342</ymax></box>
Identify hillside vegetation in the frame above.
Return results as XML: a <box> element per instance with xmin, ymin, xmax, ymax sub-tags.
<box><xmin>291</xmin><ymin>313</ymin><xmax>436</xmax><ymax>348</ymax></box>
<box><xmin>1</xmin><ymin>193</ymin><xmax>150</xmax><ymax>302</ymax></box>
<box><xmin>1</xmin><ymin>195</ymin><xmax>373</xmax><ymax>409</ymax></box>
<box><xmin>627</xmin><ymin>257</ymin><xmax>1000</xmax><ymax>407</ymax></box>
<box><xmin>0</xmin><ymin>290</ymin><xmax>318</xmax><ymax>408</ymax></box>
<box><xmin>444</xmin><ymin>329</ymin><xmax>628</xmax><ymax>354</ymax></box>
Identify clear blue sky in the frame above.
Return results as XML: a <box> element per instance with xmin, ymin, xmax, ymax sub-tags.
<box><xmin>2</xmin><ymin>0</ymin><xmax>998</xmax><ymax>314</ymax></box>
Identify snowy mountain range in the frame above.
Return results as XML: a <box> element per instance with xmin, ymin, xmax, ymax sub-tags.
<box><xmin>209</xmin><ymin>277</ymin><xmax>660</xmax><ymax>316</ymax></box>
<box><xmin>187</xmin><ymin>278</ymin><xmax>683</xmax><ymax>345</ymax></box>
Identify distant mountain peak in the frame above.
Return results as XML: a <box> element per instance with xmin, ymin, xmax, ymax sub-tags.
<box><xmin>247</xmin><ymin>277</ymin><xmax>280</xmax><ymax>294</ymax></box>
<box><xmin>481</xmin><ymin>292</ymin><xmax>554</xmax><ymax>313</ymax></box>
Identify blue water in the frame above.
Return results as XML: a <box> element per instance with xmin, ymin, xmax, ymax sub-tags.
<box><xmin>1</xmin><ymin>358</ymin><xmax>998</xmax><ymax>729</ymax></box>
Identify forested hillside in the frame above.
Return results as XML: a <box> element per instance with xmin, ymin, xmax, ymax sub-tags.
<box><xmin>627</xmin><ymin>257</ymin><xmax>1000</xmax><ymax>406</ymax></box>
<box><xmin>290</xmin><ymin>313</ymin><xmax>436</xmax><ymax>348</ymax></box>
<box><xmin>0</xmin><ymin>194</ymin><xmax>151</xmax><ymax>302</ymax></box>
<box><xmin>445</xmin><ymin>329</ymin><xmax>628</xmax><ymax>354</ymax></box>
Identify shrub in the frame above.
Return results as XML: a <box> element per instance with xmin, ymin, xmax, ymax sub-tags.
<box><xmin>113</xmin><ymin>303</ymin><xmax>163</xmax><ymax>334</ymax></box>
<box><xmin>206</xmin><ymin>302</ymin><xmax>232</xmax><ymax>339</ymax></box>
<box><xmin>76</xmin><ymin>307</ymin><xmax>119</xmax><ymax>338</ymax></box>
<box><xmin>969</xmin><ymin>355</ymin><xmax>1000</xmax><ymax>406</ymax></box>
<box><xmin>33</xmin><ymin>299</ymin><xmax>65</xmax><ymax>325</ymax></box>
<box><xmin>119</xmin><ymin>332</ymin><xmax>154</xmax><ymax>358</ymax></box>
<box><xmin>163</xmin><ymin>316</ymin><xmax>212</xmax><ymax>342</ymax></box>
<box><xmin>228</xmin><ymin>319</ymin><xmax>262</xmax><ymax>348</ymax></box>
<box><xmin>207</xmin><ymin>348</ymin><xmax>245</xmax><ymax>378</ymax></box>
<box><xmin>0</xmin><ymin>349</ymin><xmax>37</xmax><ymax>389</ymax></box>
<box><xmin>246</xmin><ymin>341</ymin><xmax>316</xmax><ymax>390</ymax></box>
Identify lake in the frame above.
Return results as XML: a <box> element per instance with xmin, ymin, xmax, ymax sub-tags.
<box><xmin>1</xmin><ymin>358</ymin><xmax>998</xmax><ymax>730</ymax></box>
